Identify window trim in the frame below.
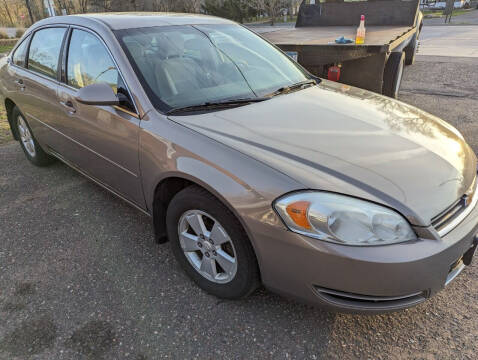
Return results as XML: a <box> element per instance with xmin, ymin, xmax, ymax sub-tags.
<box><xmin>26</xmin><ymin>25</ymin><xmax>69</xmax><ymax>81</ymax></box>
<box><xmin>61</xmin><ymin>25</ymin><xmax>140</xmax><ymax>118</ymax></box>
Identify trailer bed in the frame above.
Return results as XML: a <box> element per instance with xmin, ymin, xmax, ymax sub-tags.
<box><xmin>255</xmin><ymin>0</ymin><xmax>422</xmax><ymax>96</ymax></box>
<box><xmin>259</xmin><ymin>26</ymin><xmax>416</xmax><ymax>50</ymax></box>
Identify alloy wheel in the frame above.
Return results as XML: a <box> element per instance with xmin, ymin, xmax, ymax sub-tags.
<box><xmin>17</xmin><ymin>115</ymin><xmax>36</xmax><ymax>157</ymax></box>
<box><xmin>178</xmin><ymin>210</ymin><xmax>238</xmax><ymax>284</ymax></box>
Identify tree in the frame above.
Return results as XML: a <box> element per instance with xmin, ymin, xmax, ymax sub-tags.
<box><xmin>88</xmin><ymin>0</ymin><xmax>110</xmax><ymax>12</ymax></box>
<box><xmin>24</xmin><ymin>0</ymin><xmax>34</xmax><ymax>24</ymax></box>
<box><xmin>78</xmin><ymin>0</ymin><xmax>88</xmax><ymax>12</ymax></box>
<box><xmin>202</xmin><ymin>0</ymin><xmax>255</xmax><ymax>23</ymax></box>
<box><xmin>250</xmin><ymin>0</ymin><xmax>288</xmax><ymax>25</ymax></box>
<box><xmin>3</xmin><ymin>0</ymin><xmax>14</xmax><ymax>25</ymax></box>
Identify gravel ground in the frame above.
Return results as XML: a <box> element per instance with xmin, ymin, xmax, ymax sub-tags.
<box><xmin>0</xmin><ymin>56</ymin><xmax>477</xmax><ymax>360</ymax></box>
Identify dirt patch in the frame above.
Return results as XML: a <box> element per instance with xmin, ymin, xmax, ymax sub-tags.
<box><xmin>0</xmin><ymin>315</ymin><xmax>57</xmax><ymax>357</ymax></box>
<box><xmin>66</xmin><ymin>320</ymin><xmax>116</xmax><ymax>359</ymax></box>
<box><xmin>14</xmin><ymin>282</ymin><xmax>36</xmax><ymax>297</ymax></box>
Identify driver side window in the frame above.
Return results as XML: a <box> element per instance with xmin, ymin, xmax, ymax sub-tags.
<box><xmin>66</xmin><ymin>29</ymin><xmax>135</xmax><ymax>113</ymax></box>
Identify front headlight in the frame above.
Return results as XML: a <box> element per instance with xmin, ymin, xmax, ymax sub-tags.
<box><xmin>274</xmin><ymin>192</ymin><xmax>417</xmax><ymax>246</ymax></box>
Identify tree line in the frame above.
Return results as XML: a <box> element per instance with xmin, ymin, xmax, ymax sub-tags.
<box><xmin>0</xmin><ymin>0</ymin><xmax>302</xmax><ymax>28</ymax></box>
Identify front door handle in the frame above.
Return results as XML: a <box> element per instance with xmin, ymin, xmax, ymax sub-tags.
<box><xmin>15</xmin><ymin>79</ymin><xmax>25</xmax><ymax>90</ymax></box>
<box><xmin>60</xmin><ymin>100</ymin><xmax>76</xmax><ymax>114</ymax></box>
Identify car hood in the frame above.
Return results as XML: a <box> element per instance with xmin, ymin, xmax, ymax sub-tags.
<box><xmin>169</xmin><ymin>80</ymin><xmax>477</xmax><ymax>226</ymax></box>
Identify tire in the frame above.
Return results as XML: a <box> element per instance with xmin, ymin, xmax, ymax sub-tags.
<box><xmin>12</xmin><ymin>106</ymin><xmax>55</xmax><ymax>167</ymax></box>
<box><xmin>382</xmin><ymin>51</ymin><xmax>405</xmax><ymax>99</ymax></box>
<box><xmin>404</xmin><ymin>34</ymin><xmax>418</xmax><ymax>66</ymax></box>
<box><xmin>166</xmin><ymin>185</ymin><xmax>260</xmax><ymax>299</ymax></box>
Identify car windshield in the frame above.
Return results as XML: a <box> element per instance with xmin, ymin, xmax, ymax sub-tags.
<box><xmin>115</xmin><ymin>24</ymin><xmax>311</xmax><ymax>112</ymax></box>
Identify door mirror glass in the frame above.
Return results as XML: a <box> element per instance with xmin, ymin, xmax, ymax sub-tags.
<box><xmin>75</xmin><ymin>83</ymin><xmax>120</xmax><ymax>106</ymax></box>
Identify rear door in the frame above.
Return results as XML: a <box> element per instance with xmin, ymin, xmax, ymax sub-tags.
<box><xmin>56</xmin><ymin>27</ymin><xmax>144</xmax><ymax>207</ymax></box>
<box><xmin>12</xmin><ymin>27</ymin><xmax>67</xmax><ymax>149</ymax></box>
<box><xmin>5</xmin><ymin>35</ymin><xmax>30</xmax><ymax>109</ymax></box>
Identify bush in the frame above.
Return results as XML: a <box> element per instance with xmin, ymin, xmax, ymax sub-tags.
<box><xmin>15</xmin><ymin>29</ymin><xmax>25</xmax><ymax>38</ymax></box>
<box><xmin>0</xmin><ymin>31</ymin><xmax>8</xmax><ymax>40</ymax></box>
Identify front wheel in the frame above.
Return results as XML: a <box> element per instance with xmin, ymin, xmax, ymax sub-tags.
<box><xmin>166</xmin><ymin>186</ymin><xmax>260</xmax><ymax>299</ymax></box>
<box><xmin>13</xmin><ymin>107</ymin><xmax>55</xmax><ymax>166</ymax></box>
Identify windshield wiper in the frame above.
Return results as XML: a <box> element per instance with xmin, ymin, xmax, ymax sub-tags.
<box><xmin>166</xmin><ymin>97</ymin><xmax>269</xmax><ymax>115</ymax></box>
<box><xmin>266</xmin><ymin>79</ymin><xmax>317</xmax><ymax>98</ymax></box>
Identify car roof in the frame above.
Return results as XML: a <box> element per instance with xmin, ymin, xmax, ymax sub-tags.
<box><xmin>31</xmin><ymin>12</ymin><xmax>236</xmax><ymax>31</ymax></box>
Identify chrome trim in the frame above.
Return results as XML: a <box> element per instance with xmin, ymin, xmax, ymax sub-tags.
<box><xmin>445</xmin><ymin>260</ymin><xmax>465</xmax><ymax>286</ymax></box>
<box><xmin>438</xmin><ymin>184</ymin><xmax>478</xmax><ymax>237</ymax></box>
<box><xmin>113</xmin><ymin>105</ymin><xmax>139</xmax><ymax>119</ymax></box>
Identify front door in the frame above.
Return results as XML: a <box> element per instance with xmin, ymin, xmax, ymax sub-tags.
<box><xmin>55</xmin><ymin>28</ymin><xmax>144</xmax><ymax>208</ymax></box>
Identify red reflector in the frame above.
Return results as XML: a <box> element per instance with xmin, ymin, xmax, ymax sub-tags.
<box><xmin>328</xmin><ymin>66</ymin><xmax>341</xmax><ymax>82</ymax></box>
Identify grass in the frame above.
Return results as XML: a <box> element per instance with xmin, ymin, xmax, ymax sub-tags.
<box><xmin>245</xmin><ymin>15</ymin><xmax>298</xmax><ymax>25</ymax></box>
<box><xmin>0</xmin><ymin>44</ymin><xmax>14</xmax><ymax>54</ymax></box>
<box><xmin>423</xmin><ymin>8</ymin><xmax>474</xmax><ymax>17</ymax></box>
<box><xmin>0</xmin><ymin>104</ymin><xmax>13</xmax><ymax>145</ymax></box>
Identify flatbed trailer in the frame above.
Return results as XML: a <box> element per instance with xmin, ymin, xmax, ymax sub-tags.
<box><xmin>257</xmin><ymin>0</ymin><xmax>423</xmax><ymax>98</ymax></box>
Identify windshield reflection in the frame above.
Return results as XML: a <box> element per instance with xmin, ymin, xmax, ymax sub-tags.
<box><xmin>117</xmin><ymin>24</ymin><xmax>310</xmax><ymax>112</ymax></box>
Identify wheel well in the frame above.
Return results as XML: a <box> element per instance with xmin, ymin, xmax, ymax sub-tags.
<box><xmin>4</xmin><ymin>98</ymin><xmax>18</xmax><ymax>140</ymax></box>
<box><xmin>153</xmin><ymin>177</ymin><xmax>194</xmax><ymax>243</ymax></box>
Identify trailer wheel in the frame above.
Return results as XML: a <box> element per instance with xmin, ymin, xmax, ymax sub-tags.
<box><xmin>383</xmin><ymin>52</ymin><xmax>405</xmax><ymax>99</ymax></box>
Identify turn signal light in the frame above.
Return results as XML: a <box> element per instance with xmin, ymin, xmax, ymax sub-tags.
<box><xmin>286</xmin><ymin>201</ymin><xmax>311</xmax><ymax>229</ymax></box>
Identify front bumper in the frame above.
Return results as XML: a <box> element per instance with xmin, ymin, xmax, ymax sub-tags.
<box><xmin>252</xmin><ymin>199</ymin><xmax>478</xmax><ymax>313</ymax></box>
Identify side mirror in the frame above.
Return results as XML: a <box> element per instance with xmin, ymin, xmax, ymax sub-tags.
<box><xmin>75</xmin><ymin>83</ymin><xmax>119</xmax><ymax>106</ymax></box>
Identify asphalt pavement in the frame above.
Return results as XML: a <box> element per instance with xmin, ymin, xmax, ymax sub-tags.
<box><xmin>1</xmin><ymin>28</ymin><xmax>478</xmax><ymax>360</ymax></box>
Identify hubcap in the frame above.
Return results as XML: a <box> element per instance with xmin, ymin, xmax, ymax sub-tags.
<box><xmin>178</xmin><ymin>210</ymin><xmax>237</xmax><ymax>284</ymax></box>
<box><xmin>17</xmin><ymin>115</ymin><xmax>35</xmax><ymax>157</ymax></box>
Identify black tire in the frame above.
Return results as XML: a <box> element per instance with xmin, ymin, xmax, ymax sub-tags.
<box><xmin>382</xmin><ymin>51</ymin><xmax>405</xmax><ymax>99</ymax></box>
<box><xmin>166</xmin><ymin>185</ymin><xmax>260</xmax><ymax>299</ymax></box>
<box><xmin>12</xmin><ymin>106</ymin><xmax>55</xmax><ymax>167</ymax></box>
<box><xmin>404</xmin><ymin>34</ymin><xmax>418</xmax><ymax>66</ymax></box>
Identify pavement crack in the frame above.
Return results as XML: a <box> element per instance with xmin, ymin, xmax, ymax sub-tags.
<box><xmin>401</xmin><ymin>88</ymin><xmax>477</xmax><ymax>100</ymax></box>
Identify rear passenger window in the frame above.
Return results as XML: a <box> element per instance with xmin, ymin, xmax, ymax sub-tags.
<box><xmin>12</xmin><ymin>37</ymin><xmax>29</xmax><ymax>67</ymax></box>
<box><xmin>28</xmin><ymin>27</ymin><xmax>66</xmax><ymax>79</ymax></box>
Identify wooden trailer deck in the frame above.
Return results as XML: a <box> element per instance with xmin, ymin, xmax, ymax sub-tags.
<box><xmin>259</xmin><ymin>26</ymin><xmax>416</xmax><ymax>51</ymax></box>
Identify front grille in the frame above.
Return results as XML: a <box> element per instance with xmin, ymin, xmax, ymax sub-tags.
<box><xmin>432</xmin><ymin>175</ymin><xmax>477</xmax><ymax>236</ymax></box>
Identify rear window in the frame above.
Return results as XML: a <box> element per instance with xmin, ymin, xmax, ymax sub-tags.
<box><xmin>28</xmin><ymin>27</ymin><xmax>66</xmax><ymax>79</ymax></box>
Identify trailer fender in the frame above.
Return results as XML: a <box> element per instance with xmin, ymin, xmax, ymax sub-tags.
<box><xmin>383</xmin><ymin>52</ymin><xmax>405</xmax><ymax>99</ymax></box>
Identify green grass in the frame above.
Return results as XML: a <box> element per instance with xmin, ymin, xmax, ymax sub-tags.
<box><xmin>423</xmin><ymin>8</ymin><xmax>473</xmax><ymax>17</ymax></box>
<box><xmin>0</xmin><ymin>105</ymin><xmax>13</xmax><ymax>145</ymax></box>
<box><xmin>0</xmin><ymin>44</ymin><xmax>14</xmax><ymax>54</ymax></box>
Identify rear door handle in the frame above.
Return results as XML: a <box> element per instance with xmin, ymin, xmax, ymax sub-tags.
<box><xmin>60</xmin><ymin>100</ymin><xmax>76</xmax><ymax>114</ymax></box>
